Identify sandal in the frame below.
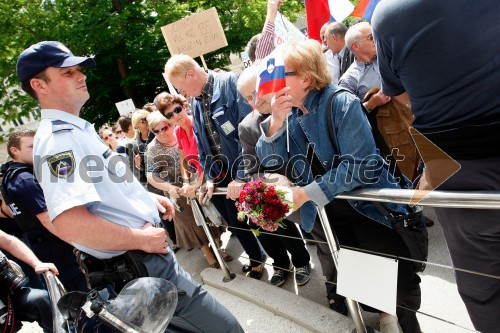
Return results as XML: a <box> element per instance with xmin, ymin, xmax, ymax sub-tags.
<box><xmin>221</xmin><ymin>251</ymin><xmax>233</xmax><ymax>262</ymax></box>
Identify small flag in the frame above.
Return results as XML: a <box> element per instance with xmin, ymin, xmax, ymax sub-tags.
<box><xmin>255</xmin><ymin>53</ymin><xmax>286</xmax><ymax>102</ymax></box>
<box><xmin>351</xmin><ymin>0</ymin><xmax>381</xmax><ymax>22</ymax></box>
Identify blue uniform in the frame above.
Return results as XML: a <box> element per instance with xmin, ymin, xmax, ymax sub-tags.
<box><xmin>33</xmin><ymin>108</ymin><xmax>243</xmax><ymax>333</ymax></box>
<box><xmin>3</xmin><ymin>161</ymin><xmax>86</xmax><ymax>291</ymax></box>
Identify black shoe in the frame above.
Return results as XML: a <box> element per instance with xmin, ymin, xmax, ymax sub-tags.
<box><xmin>271</xmin><ymin>264</ymin><xmax>291</xmax><ymax>287</ymax></box>
<box><xmin>424</xmin><ymin>217</ymin><xmax>435</xmax><ymax>227</ymax></box>
<box><xmin>248</xmin><ymin>266</ymin><xmax>264</xmax><ymax>280</ymax></box>
<box><xmin>242</xmin><ymin>264</ymin><xmax>252</xmax><ymax>273</ymax></box>
<box><xmin>242</xmin><ymin>254</ymin><xmax>266</xmax><ymax>272</ymax></box>
<box><xmin>329</xmin><ymin>299</ymin><xmax>348</xmax><ymax>316</ymax></box>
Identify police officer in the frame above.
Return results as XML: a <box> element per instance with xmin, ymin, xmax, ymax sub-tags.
<box><xmin>16</xmin><ymin>41</ymin><xmax>243</xmax><ymax>333</ymax></box>
<box><xmin>1</xmin><ymin>129</ymin><xmax>87</xmax><ymax>292</ymax></box>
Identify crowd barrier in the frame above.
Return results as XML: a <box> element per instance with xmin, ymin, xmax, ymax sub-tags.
<box><xmin>202</xmin><ymin>187</ymin><xmax>500</xmax><ymax>333</ymax></box>
<box><xmin>42</xmin><ymin>188</ymin><xmax>500</xmax><ymax>332</ymax></box>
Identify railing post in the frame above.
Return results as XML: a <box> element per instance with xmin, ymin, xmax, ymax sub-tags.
<box><xmin>190</xmin><ymin>198</ymin><xmax>236</xmax><ymax>282</ymax></box>
<box><xmin>316</xmin><ymin>207</ymin><xmax>368</xmax><ymax>333</ymax></box>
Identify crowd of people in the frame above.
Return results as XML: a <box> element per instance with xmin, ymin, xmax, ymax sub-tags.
<box><xmin>0</xmin><ymin>0</ymin><xmax>497</xmax><ymax>332</ymax></box>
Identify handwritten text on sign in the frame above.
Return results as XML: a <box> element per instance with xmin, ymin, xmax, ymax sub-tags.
<box><xmin>161</xmin><ymin>7</ymin><xmax>228</xmax><ymax>58</ymax></box>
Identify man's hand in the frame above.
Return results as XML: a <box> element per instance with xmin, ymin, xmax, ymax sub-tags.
<box><xmin>365</xmin><ymin>90</ymin><xmax>391</xmax><ymax>111</ymax></box>
<box><xmin>166</xmin><ymin>184</ymin><xmax>181</xmax><ymax>199</ymax></box>
<box><xmin>34</xmin><ymin>262</ymin><xmax>59</xmax><ymax>275</ymax></box>
<box><xmin>149</xmin><ymin>193</ymin><xmax>176</xmax><ymax>220</ymax></box>
<box><xmin>140</xmin><ymin>223</ymin><xmax>168</xmax><ymax>254</ymax></box>
<box><xmin>198</xmin><ymin>180</ymin><xmax>214</xmax><ymax>205</ymax></box>
<box><xmin>227</xmin><ymin>179</ymin><xmax>246</xmax><ymax>200</ymax></box>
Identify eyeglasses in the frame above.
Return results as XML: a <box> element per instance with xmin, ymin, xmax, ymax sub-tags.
<box><xmin>139</xmin><ymin>117</ymin><xmax>148</xmax><ymax>124</ymax></box>
<box><xmin>153</xmin><ymin>125</ymin><xmax>170</xmax><ymax>134</ymax></box>
<box><xmin>115</xmin><ymin>130</ymin><xmax>123</xmax><ymax>135</ymax></box>
<box><xmin>165</xmin><ymin>105</ymin><xmax>183</xmax><ymax>120</ymax></box>
<box><xmin>356</xmin><ymin>34</ymin><xmax>374</xmax><ymax>44</ymax></box>
<box><xmin>285</xmin><ymin>71</ymin><xmax>297</xmax><ymax>76</ymax></box>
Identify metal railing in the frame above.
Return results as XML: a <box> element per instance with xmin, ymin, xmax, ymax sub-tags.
<box><xmin>201</xmin><ymin>187</ymin><xmax>500</xmax><ymax>333</ymax></box>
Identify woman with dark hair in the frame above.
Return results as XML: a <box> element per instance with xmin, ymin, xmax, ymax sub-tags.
<box><xmin>145</xmin><ymin>111</ymin><xmax>230</xmax><ymax>267</ymax></box>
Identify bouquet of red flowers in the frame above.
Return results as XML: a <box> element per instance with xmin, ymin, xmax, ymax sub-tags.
<box><xmin>235</xmin><ymin>180</ymin><xmax>294</xmax><ymax>232</ymax></box>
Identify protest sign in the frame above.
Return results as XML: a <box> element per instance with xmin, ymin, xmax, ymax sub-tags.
<box><xmin>161</xmin><ymin>7</ymin><xmax>228</xmax><ymax>58</ymax></box>
<box><xmin>115</xmin><ymin>99</ymin><xmax>135</xmax><ymax>116</ymax></box>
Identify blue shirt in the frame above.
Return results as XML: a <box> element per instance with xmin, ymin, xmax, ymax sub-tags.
<box><xmin>34</xmin><ymin>109</ymin><xmax>161</xmax><ymax>259</ymax></box>
<box><xmin>339</xmin><ymin>57</ymin><xmax>380</xmax><ymax>100</ymax></box>
<box><xmin>191</xmin><ymin>71</ymin><xmax>252</xmax><ymax>181</ymax></box>
<box><xmin>5</xmin><ymin>162</ymin><xmax>46</xmax><ymax>216</ymax></box>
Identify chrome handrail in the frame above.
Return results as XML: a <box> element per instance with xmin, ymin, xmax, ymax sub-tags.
<box><xmin>214</xmin><ymin>187</ymin><xmax>500</xmax><ymax>209</ymax></box>
<box><xmin>43</xmin><ymin>271</ymin><xmax>70</xmax><ymax>333</ymax></box>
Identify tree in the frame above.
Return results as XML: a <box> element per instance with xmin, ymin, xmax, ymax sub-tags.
<box><xmin>0</xmin><ymin>0</ymin><xmax>304</xmax><ymax>128</ymax></box>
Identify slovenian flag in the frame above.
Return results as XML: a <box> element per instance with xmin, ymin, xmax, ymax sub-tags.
<box><xmin>351</xmin><ymin>0</ymin><xmax>381</xmax><ymax>22</ymax></box>
<box><xmin>305</xmin><ymin>0</ymin><xmax>355</xmax><ymax>41</ymax></box>
<box><xmin>255</xmin><ymin>53</ymin><xmax>286</xmax><ymax>102</ymax></box>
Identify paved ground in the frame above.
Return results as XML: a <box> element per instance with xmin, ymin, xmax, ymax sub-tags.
<box><xmin>19</xmin><ymin>207</ymin><xmax>476</xmax><ymax>332</ymax></box>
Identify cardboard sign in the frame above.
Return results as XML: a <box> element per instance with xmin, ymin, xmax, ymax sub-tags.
<box><xmin>161</xmin><ymin>7</ymin><xmax>228</xmax><ymax>58</ymax></box>
<box><xmin>115</xmin><ymin>99</ymin><xmax>135</xmax><ymax>116</ymax></box>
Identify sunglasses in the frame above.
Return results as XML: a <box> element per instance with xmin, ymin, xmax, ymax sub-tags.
<box><xmin>103</xmin><ymin>133</ymin><xmax>114</xmax><ymax>141</ymax></box>
<box><xmin>165</xmin><ymin>105</ymin><xmax>183</xmax><ymax>120</ymax></box>
<box><xmin>115</xmin><ymin>130</ymin><xmax>123</xmax><ymax>135</ymax></box>
<box><xmin>153</xmin><ymin>125</ymin><xmax>170</xmax><ymax>134</ymax></box>
<box><xmin>139</xmin><ymin>117</ymin><xmax>148</xmax><ymax>124</ymax></box>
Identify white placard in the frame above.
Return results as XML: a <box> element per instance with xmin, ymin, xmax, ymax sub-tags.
<box><xmin>274</xmin><ymin>13</ymin><xmax>307</xmax><ymax>46</ymax></box>
<box><xmin>115</xmin><ymin>99</ymin><xmax>135</xmax><ymax>116</ymax></box>
<box><xmin>337</xmin><ymin>248</ymin><xmax>398</xmax><ymax>315</ymax></box>
<box><xmin>240</xmin><ymin>51</ymin><xmax>252</xmax><ymax>68</ymax></box>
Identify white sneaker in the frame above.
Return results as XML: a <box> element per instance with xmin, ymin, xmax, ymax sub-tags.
<box><xmin>379</xmin><ymin>315</ymin><xmax>402</xmax><ymax>333</ymax></box>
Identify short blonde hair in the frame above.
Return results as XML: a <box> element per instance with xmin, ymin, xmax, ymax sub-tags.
<box><xmin>147</xmin><ymin>111</ymin><xmax>168</xmax><ymax>132</ymax></box>
<box><xmin>164</xmin><ymin>54</ymin><xmax>200</xmax><ymax>79</ymax></box>
<box><xmin>284</xmin><ymin>39</ymin><xmax>331</xmax><ymax>92</ymax></box>
<box><xmin>131</xmin><ymin>109</ymin><xmax>150</xmax><ymax>129</ymax></box>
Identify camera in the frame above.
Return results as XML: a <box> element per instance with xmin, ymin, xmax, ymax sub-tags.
<box><xmin>0</xmin><ymin>254</ymin><xmax>28</xmax><ymax>291</ymax></box>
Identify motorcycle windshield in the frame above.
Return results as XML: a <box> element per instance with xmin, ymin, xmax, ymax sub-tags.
<box><xmin>106</xmin><ymin>277</ymin><xmax>178</xmax><ymax>333</ymax></box>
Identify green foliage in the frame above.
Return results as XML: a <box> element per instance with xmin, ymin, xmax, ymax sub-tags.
<box><xmin>0</xmin><ymin>0</ymin><xmax>305</xmax><ymax>128</ymax></box>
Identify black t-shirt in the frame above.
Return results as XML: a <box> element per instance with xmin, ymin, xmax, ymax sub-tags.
<box><xmin>373</xmin><ymin>0</ymin><xmax>500</xmax><ymax>131</ymax></box>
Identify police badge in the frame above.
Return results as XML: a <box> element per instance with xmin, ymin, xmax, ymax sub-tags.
<box><xmin>47</xmin><ymin>151</ymin><xmax>75</xmax><ymax>179</ymax></box>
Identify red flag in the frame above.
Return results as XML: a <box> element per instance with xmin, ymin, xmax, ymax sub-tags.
<box><xmin>305</xmin><ymin>0</ymin><xmax>331</xmax><ymax>41</ymax></box>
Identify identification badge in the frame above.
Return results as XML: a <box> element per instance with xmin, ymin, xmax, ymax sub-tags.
<box><xmin>47</xmin><ymin>151</ymin><xmax>75</xmax><ymax>179</ymax></box>
<box><xmin>220</xmin><ymin>121</ymin><xmax>235</xmax><ymax>135</ymax></box>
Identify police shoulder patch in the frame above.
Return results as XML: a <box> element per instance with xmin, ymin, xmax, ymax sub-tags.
<box><xmin>47</xmin><ymin>151</ymin><xmax>75</xmax><ymax>179</ymax></box>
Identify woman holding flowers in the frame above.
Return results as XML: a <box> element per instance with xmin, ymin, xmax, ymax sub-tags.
<box><xmin>256</xmin><ymin>39</ymin><xmax>422</xmax><ymax>333</ymax></box>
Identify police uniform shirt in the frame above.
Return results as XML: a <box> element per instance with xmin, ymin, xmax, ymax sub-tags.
<box><xmin>34</xmin><ymin>109</ymin><xmax>161</xmax><ymax>259</ymax></box>
<box><xmin>5</xmin><ymin>162</ymin><xmax>46</xmax><ymax>216</ymax></box>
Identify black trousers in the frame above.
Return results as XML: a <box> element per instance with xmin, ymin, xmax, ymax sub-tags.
<box><xmin>434</xmin><ymin>156</ymin><xmax>500</xmax><ymax>333</ymax></box>
<box><xmin>251</xmin><ymin>219</ymin><xmax>310</xmax><ymax>270</ymax></box>
<box><xmin>319</xmin><ymin>199</ymin><xmax>422</xmax><ymax>333</ymax></box>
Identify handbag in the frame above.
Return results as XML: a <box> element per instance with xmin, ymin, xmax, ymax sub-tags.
<box><xmin>324</xmin><ymin>89</ymin><xmax>429</xmax><ymax>272</ymax></box>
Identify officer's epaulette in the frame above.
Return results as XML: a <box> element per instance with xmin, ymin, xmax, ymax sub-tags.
<box><xmin>51</xmin><ymin>120</ymin><xmax>74</xmax><ymax>133</ymax></box>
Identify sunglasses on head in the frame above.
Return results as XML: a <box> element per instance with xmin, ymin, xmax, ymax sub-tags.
<box><xmin>165</xmin><ymin>105</ymin><xmax>183</xmax><ymax>120</ymax></box>
<box><xmin>153</xmin><ymin>125</ymin><xmax>170</xmax><ymax>134</ymax></box>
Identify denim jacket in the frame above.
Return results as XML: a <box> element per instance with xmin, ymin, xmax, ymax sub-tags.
<box><xmin>256</xmin><ymin>84</ymin><xmax>409</xmax><ymax>232</ymax></box>
<box><xmin>191</xmin><ymin>71</ymin><xmax>251</xmax><ymax>181</ymax></box>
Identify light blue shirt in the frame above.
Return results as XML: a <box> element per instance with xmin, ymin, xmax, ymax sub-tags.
<box><xmin>34</xmin><ymin>109</ymin><xmax>160</xmax><ymax>259</ymax></box>
<box><xmin>339</xmin><ymin>57</ymin><xmax>381</xmax><ymax>100</ymax></box>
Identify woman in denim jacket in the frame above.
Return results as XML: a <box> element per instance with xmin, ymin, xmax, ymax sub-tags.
<box><xmin>256</xmin><ymin>39</ymin><xmax>421</xmax><ymax>333</ymax></box>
